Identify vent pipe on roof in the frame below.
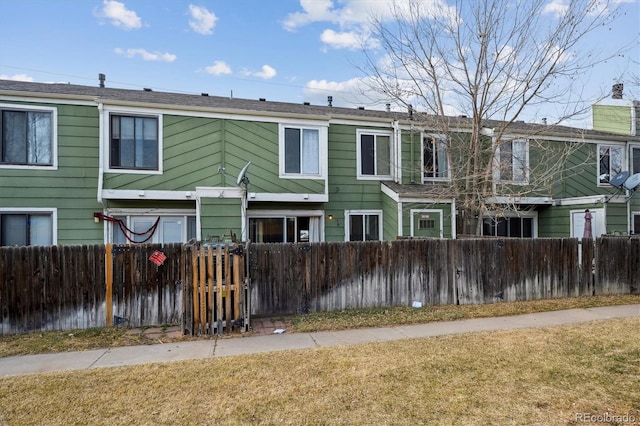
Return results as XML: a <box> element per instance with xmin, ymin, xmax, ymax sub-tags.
<box><xmin>612</xmin><ymin>83</ymin><xmax>623</xmax><ymax>99</ymax></box>
<box><xmin>259</xmin><ymin>98</ymin><xmax>266</xmax><ymax>102</ymax></box>
<box><xmin>542</xmin><ymin>117</ymin><xmax>547</xmax><ymax>125</ymax></box>
<box><xmin>98</xmin><ymin>73</ymin><xmax>105</xmax><ymax>88</ymax></box>
<box><xmin>386</xmin><ymin>103</ymin><xmax>391</xmax><ymax>112</ymax></box>
<box><xmin>328</xmin><ymin>96</ymin><xmax>333</xmax><ymax>107</ymax></box>
<box><xmin>408</xmin><ymin>104</ymin><xmax>413</xmax><ymax>120</ymax></box>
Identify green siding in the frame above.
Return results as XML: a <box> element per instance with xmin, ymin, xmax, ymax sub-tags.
<box><xmin>200</xmin><ymin>198</ymin><xmax>242</xmax><ymax>242</ymax></box>
<box><xmin>606</xmin><ymin>203</ymin><xmax>629</xmax><ymax>234</ymax></box>
<box><xmin>593</xmin><ymin>105</ymin><xmax>633</xmax><ymax>135</ymax></box>
<box><xmin>400</xmin><ymin>202</ymin><xmax>453</xmax><ymax>238</ymax></box>
<box><xmin>0</xmin><ymin>102</ymin><xmax>102</xmax><ymax>244</ymax></box>
<box><xmin>382</xmin><ymin>192</ymin><xmax>398</xmax><ymax>240</ymax></box>
<box><xmin>105</xmin><ymin>116</ymin><xmax>325</xmax><ymax>194</ymax></box>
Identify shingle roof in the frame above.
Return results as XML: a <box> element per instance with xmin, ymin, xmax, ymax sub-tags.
<box><xmin>0</xmin><ymin>79</ymin><xmax>635</xmax><ymax>140</ymax></box>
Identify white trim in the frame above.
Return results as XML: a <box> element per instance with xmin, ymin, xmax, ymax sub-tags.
<box><xmin>102</xmin><ymin>106</ymin><xmax>163</xmax><ymax>175</ymax></box>
<box><xmin>493</xmin><ymin>137</ymin><xmax>530</xmax><ymax>185</ymax></box>
<box><xmin>485</xmin><ymin>196</ymin><xmax>553</xmax><ymax>205</ymax></box>
<box><xmin>195</xmin><ymin>187</ymin><xmax>244</xmax><ymax>199</ymax></box>
<box><xmin>103</xmin><ymin>208</ymin><xmax>196</xmax><ymax>244</ymax></box>
<box><xmin>553</xmin><ymin>195</ymin><xmax>607</xmax><ymax>206</ymax></box>
<box><xmin>451</xmin><ymin>198</ymin><xmax>457</xmax><ymax>239</ymax></box>
<box><xmin>344</xmin><ymin>209</ymin><xmax>383</xmax><ymax>242</ymax></box>
<box><xmin>101</xmin><ymin>189</ymin><xmax>202</xmax><ymax>200</ymax></box>
<box><xmin>0</xmin><ymin>94</ymin><xmax>97</xmax><ymax>106</ymax></box>
<box><xmin>410</xmin><ymin>209</ymin><xmax>444</xmax><ymax>238</ymax></box>
<box><xmin>481</xmin><ymin>210</ymin><xmax>539</xmax><ymax>238</ymax></box>
<box><xmin>597</xmin><ymin>143</ymin><xmax>626</xmax><ymax>187</ymax></box>
<box><xmin>630</xmin><ymin>143</ymin><xmax>640</xmax><ymax>174</ymax></box>
<box><xmin>0</xmin><ymin>103</ymin><xmax>58</xmax><ymax>170</ymax></box>
<box><xmin>356</xmin><ymin>128</ymin><xmax>394</xmax><ymax>180</ymax></box>
<box><xmin>246</xmin><ymin>209</ymin><xmax>325</xmax><ymax>243</ymax></box>
<box><xmin>278</xmin><ymin>122</ymin><xmax>328</xmax><ymax>181</ymax></box>
<box><xmin>397</xmin><ymin>202</ymin><xmax>403</xmax><ymax>238</ymax></box>
<box><xmin>246</xmin><ymin>192</ymin><xmax>328</xmax><ymax>203</ymax></box>
<box><xmin>421</xmin><ymin>133</ymin><xmax>451</xmax><ymax>182</ymax></box>
<box><xmin>0</xmin><ymin>207</ymin><xmax>57</xmax><ymax>245</ymax></box>
<box><xmin>97</xmin><ymin>103</ymin><xmax>104</xmax><ymax>204</ymax></box>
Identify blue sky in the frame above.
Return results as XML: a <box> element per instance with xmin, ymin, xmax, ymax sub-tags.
<box><xmin>0</xmin><ymin>0</ymin><xmax>638</xmax><ymax>128</ymax></box>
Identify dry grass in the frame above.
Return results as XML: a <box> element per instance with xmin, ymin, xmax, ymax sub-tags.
<box><xmin>0</xmin><ymin>317</ymin><xmax>638</xmax><ymax>425</ymax></box>
<box><xmin>1</xmin><ymin>294</ymin><xmax>638</xmax><ymax>358</ymax></box>
<box><xmin>290</xmin><ymin>294</ymin><xmax>640</xmax><ymax>332</ymax></box>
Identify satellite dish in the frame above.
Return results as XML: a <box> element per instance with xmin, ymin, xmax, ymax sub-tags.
<box><xmin>609</xmin><ymin>171</ymin><xmax>630</xmax><ymax>188</ymax></box>
<box><xmin>623</xmin><ymin>173</ymin><xmax>640</xmax><ymax>191</ymax></box>
<box><xmin>237</xmin><ymin>162</ymin><xmax>251</xmax><ymax>186</ymax></box>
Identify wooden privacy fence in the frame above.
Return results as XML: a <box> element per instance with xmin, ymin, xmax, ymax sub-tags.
<box><xmin>181</xmin><ymin>243</ymin><xmax>248</xmax><ymax>336</ymax></box>
<box><xmin>248</xmin><ymin>237</ymin><xmax>639</xmax><ymax>315</ymax></box>
<box><xmin>0</xmin><ymin>244</ymin><xmax>184</xmax><ymax>335</ymax></box>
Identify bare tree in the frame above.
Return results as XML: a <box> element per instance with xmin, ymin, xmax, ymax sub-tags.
<box><xmin>362</xmin><ymin>0</ymin><xmax>633</xmax><ymax>235</ymax></box>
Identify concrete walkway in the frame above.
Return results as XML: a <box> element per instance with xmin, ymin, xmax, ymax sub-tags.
<box><xmin>1</xmin><ymin>304</ymin><xmax>638</xmax><ymax>377</ymax></box>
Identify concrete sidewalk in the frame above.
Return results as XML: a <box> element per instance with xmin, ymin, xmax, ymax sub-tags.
<box><xmin>1</xmin><ymin>304</ymin><xmax>638</xmax><ymax>377</ymax></box>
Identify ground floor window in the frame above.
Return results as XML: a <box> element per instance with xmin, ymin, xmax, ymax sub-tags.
<box><xmin>249</xmin><ymin>215</ymin><xmax>320</xmax><ymax>243</ymax></box>
<box><xmin>0</xmin><ymin>211</ymin><xmax>53</xmax><ymax>246</ymax></box>
<box><xmin>633</xmin><ymin>213</ymin><xmax>640</xmax><ymax>235</ymax></box>
<box><xmin>346</xmin><ymin>210</ymin><xmax>382</xmax><ymax>241</ymax></box>
<box><xmin>482</xmin><ymin>215</ymin><xmax>534</xmax><ymax>238</ymax></box>
<box><xmin>111</xmin><ymin>214</ymin><xmax>196</xmax><ymax>244</ymax></box>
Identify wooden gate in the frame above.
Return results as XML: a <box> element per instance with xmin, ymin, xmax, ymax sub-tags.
<box><xmin>182</xmin><ymin>243</ymin><xmax>249</xmax><ymax>335</ymax></box>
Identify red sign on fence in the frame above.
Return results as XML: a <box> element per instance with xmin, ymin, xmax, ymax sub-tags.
<box><xmin>149</xmin><ymin>250</ymin><xmax>167</xmax><ymax>266</ymax></box>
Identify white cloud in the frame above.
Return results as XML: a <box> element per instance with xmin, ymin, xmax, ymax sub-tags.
<box><xmin>205</xmin><ymin>60</ymin><xmax>232</xmax><ymax>75</ymax></box>
<box><xmin>283</xmin><ymin>0</ymin><xmax>336</xmax><ymax>31</ymax></box>
<box><xmin>542</xmin><ymin>0</ymin><xmax>569</xmax><ymax>17</ymax></box>
<box><xmin>188</xmin><ymin>5</ymin><xmax>217</xmax><ymax>35</ymax></box>
<box><xmin>115</xmin><ymin>48</ymin><xmax>176</xmax><ymax>62</ymax></box>
<box><xmin>96</xmin><ymin>0</ymin><xmax>142</xmax><ymax>30</ymax></box>
<box><xmin>320</xmin><ymin>29</ymin><xmax>359</xmax><ymax>50</ymax></box>
<box><xmin>0</xmin><ymin>73</ymin><xmax>34</xmax><ymax>82</ymax></box>
<box><xmin>251</xmin><ymin>65</ymin><xmax>277</xmax><ymax>80</ymax></box>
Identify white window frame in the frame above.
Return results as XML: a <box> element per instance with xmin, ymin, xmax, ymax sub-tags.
<box><xmin>410</xmin><ymin>209</ymin><xmax>444</xmax><ymax>238</ymax></box>
<box><xmin>630</xmin><ymin>144</ymin><xmax>640</xmax><ymax>175</ymax></box>
<box><xmin>632</xmin><ymin>211</ymin><xmax>640</xmax><ymax>235</ymax></box>
<box><xmin>598</xmin><ymin>143</ymin><xmax>625</xmax><ymax>186</ymax></box>
<box><xmin>0</xmin><ymin>103</ymin><xmax>58</xmax><ymax>170</ymax></box>
<box><xmin>495</xmin><ymin>138</ymin><xmax>529</xmax><ymax>184</ymax></box>
<box><xmin>422</xmin><ymin>133</ymin><xmax>450</xmax><ymax>182</ymax></box>
<box><xmin>247</xmin><ymin>209</ymin><xmax>324</xmax><ymax>243</ymax></box>
<box><xmin>0</xmin><ymin>207</ymin><xmax>57</xmax><ymax>245</ymax></box>
<box><xmin>278</xmin><ymin>122</ymin><xmax>327</xmax><ymax>180</ymax></box>
<box><xmin>103</xmin><ymin>107</ymin><xmax>163</xmax><ymax>175</ymax></box>
<box><xmin>356</xmin><ymin>129</ymin><xmax>393</xmax><ymax>180</ymax></box>
<box><xmin>345</xmin><ymin>209</ymin><xmax>383</xmax><ymax>241</ymax></box>
<box><xmin>105</xmin><ymin>209</ymin><xmax>195</xmax><ymax>244</ymax></box>
<box><xmin>481</xmin><ymin>211</ymin><xmax>538</xmax><ymax>238</ymax></box>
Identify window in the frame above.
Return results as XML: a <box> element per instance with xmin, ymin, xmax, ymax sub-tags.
<box><xmin>1</xmin><ymin>105</ymin><xmax>55</xmax><ymax>167</ymax></box>
<box><xmin>249</xmin><ymin>215</ymin><xmax>320</xmax><ymax>243</ymax></box>
<box><xmin>633</xmin><ymin>213</ymin><xmax>640</xmax><ymax>235</ymax></box>
<box><xmin>111</xmin><ymin>214</ymin><xmax>195</xmax><ymax>244</ymax></box>
<box><xmin>631</xmin><ymin>146</ymin><xmax>640</xmax><ymax>175</ymax></box>
<box><xmin>482</xmin><ymin>216</ymin><xmax>534</xmax><ymax>238</ymax></box>
<box><xmin>357</xmin><ymin>130</ymin><xmax>391</xmax><ymax>179</ymax></box>
<box><xmin>110</xmin><ymin>114</ymin><xmax>159</xmax><ymax>170</ymax></box>
<box><xmin>346</xmin><ymin>210</ymin><xmax>382</xmax><ymax>241</ymax></box>
<box><xmin>497</xmin><ymin>139</ymin><xmax>528</xmax><ymax>182</ymax></box>
<box><xmin>283</xmin><ymin>126</ymin><xmax>319</xmax><ymax>175</ymax></box>
<box><xmin>0</xmin><ymin>211</ymin><xmax>53</xmax><ymax>246</ymax></box>
<box><xmin>423</xmin><ymin>135</ymin><xmax>449</xmax><ymax>180</ymax></box>
<box><xmin>599</xmin><ymin>144</ymin><xmax>624</xmax><ymax>184</ymax></box>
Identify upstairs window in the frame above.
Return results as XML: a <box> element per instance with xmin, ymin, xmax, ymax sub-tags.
<box><xmin>497</xmin><ymin>139</ymin><xmax>528</xmax><ymax>183</ymax></box>
<box><xmin>631</xmin><ymin>145</ymin><xmax>640</xmax><ymax>175</ymax></box>
<box><xmin>110</xmin><ymin>114</ymin><xmax>159</xmax><ymax>170</ymax></box>
<box><xmin>283</xmin><ymin>127</ymin><xmax>319</xmax><ymax>175</ymax></box>
<box><xmin>598</xmin><ymin>144</ymin><xmax>624</xmax><ymax>184</ymax></box>
<box><xmin>357</xmin><ymin>130</ymin><xmax>391</xmax><ymax>179</ymax></box>
<box><xmin>423</xmin><ymin>135</ymin><xmax>449</xmax><ymax>180</ymax></box>
<box><xmin>0</xmin><ymin>212</ymin><xmax>53</xmax><ymax>246</ymax></box>
<box><xmin>1</xmin><ymin>106</ymin><xmax>54</xmax><ymax>167</ymax></box>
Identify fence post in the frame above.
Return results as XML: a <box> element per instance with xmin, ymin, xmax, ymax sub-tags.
<box><xmin>105</xmin><ymin>243</ymin><xmax>113</xmax><ymax>327</ymax></box>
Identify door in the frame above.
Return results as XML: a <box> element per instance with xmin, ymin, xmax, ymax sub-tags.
<box><xmin>412</xmin><ymin>210</ymin><xmax>443</xmax><ymax>238</ymax></box>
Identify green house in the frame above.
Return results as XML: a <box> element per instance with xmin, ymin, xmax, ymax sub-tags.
<box><xmin>1</xmin><ymin>79</ymin><xmax>639</xmax><ymax>246</ymax></box>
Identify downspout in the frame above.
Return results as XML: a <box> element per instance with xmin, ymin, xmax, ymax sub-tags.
<box><xmin>451</xmin><ymin>198</ymin><xmax>457</xmax><ymax>239</ymax></box>
<box><xmin>392</xmin><ymin>120</ymin><xmax>401</xmax><ymax>183</ymax></box>
<box><xmin>97</xmin><ymin>102</ymin><xmax>104</xmax><ymax>206</ymax></box>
